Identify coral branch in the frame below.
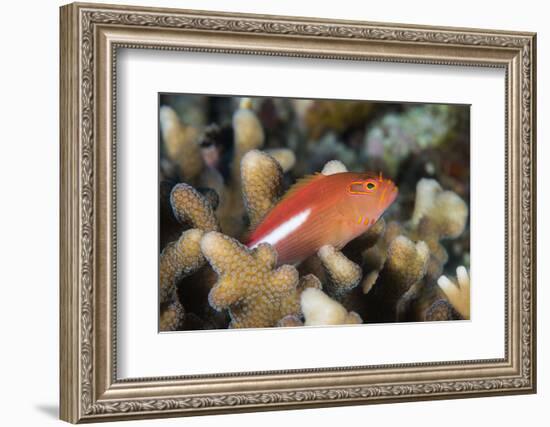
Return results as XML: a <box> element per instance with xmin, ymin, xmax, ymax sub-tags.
<box><xmin>241</xmin><ymin>150</ymin><xmax>284</xmax><ymax>228</ymax></box>
<box><xmin>159</xmin><ymin>106</ymin><xmax>203</xmax><ymax>182</ymax></box>
<box><xmin>232</xmin><ymin>98</ymin><xmax>265</xmax><ymax>181</ymax></box>
<box><xmin>318</xmin><ymin>245</ymin><xmax>362</xmax><ymax>296</ymax></box>
<box><xmin>159</xmin><ymin>229</ymin><xmax>205</xmax><ymax>331</ymax></box>
<box><xmin>170</xmin><ymin>183</ymin><xmax>219</xmax><ymax>232</ymax></box>
<box><xmin>265</xmin><ymin>148</ymin><xmax>296</xmax><ymax>173</ymax></box>
<box><xmin>201</xmin><ymin>231</ymin><xmax>303</xmax><ymax>328</ymax></box>
<box><xmin>364</xmin><ymin>236</ymin><xmax>429</xmax><ymax>322</ymax></box>
<box><xmin>437</xmin><ymin>266</ymin><xmax>470</xmax><ymax>319</ymax></box>
<box><xmin>301</xmin><ymin>288</ymin><xmax>362</xmax><ymax>326</ymax></box>
<box><xmin>411</xmin><ymin>178</ymin><xmax>468</xmax><ymax>279</ymax></box>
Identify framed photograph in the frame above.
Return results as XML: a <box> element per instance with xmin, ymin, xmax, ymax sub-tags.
<box><xmin>60</xmin><ymin>2</ymin><xmax>537</xmax><ymax>423</ymax></box>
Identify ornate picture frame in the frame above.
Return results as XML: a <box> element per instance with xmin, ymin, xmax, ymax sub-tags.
<box><xmin>60</xmin><ymin>2</ymin><xmax>536</xmax><ymax>423</ymax></box>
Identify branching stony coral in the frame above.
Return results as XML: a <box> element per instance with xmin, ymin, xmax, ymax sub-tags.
<box><xmin>241</xmin><ymin>150</ymin><xmax>284</xmax><ymax>228</ymax></box>
<box><xmin>159</xmin><ymin>229</ymin><xmax>205</xmax><ymax>331</ymax></box>
<box><xmin>318</xmin><ymin>245</ymin><xmax>362</xmax><ymax>296</ymax></box>
<box><xmin>213</xmin><ymin>98</ymin><xmax>268</xmax><ymax>236</ymax></box>
<box><xmin>170</xmin><ymin>183</ymin><xmax>219</xmax><ymax>232</ymax></box>
<box><xmin>231</xmin><ymin>98</ymin><xmax>265</xmax><ymax>182</ymax></box>
<box><xmin>360</xmin><ymin>178</ymin><xmax>468</xmax><ymax>323</ymax></box>
<box><xmin>159</xmin><ymin>184</ymin><xmax>220</xmax><ymax>331</ymax></box>
<box><xmin>363</xmin><ymin>236</ymin><xmax>430</xmax><ymax>322</ymax></box>
<box><xmin>265</xmin><ymin>148</ymin><xmax>296</xmax><ymax>173</ymax></box>
<box><xmin>201</xmin><ymin>231</ymin><xmax>306</xmax><ymax>328</ymax></box>
<box><xmin>410</xmin><ymin>178</ymin><xmax>468</xmax><ymax>279</ymax></box>
<box><xmin>159</xmin><ymin>106</ymin><xmax>203</xmax><ymax>182</ymax></box>
<box><xmin>437</xmin><ymin>265</ymin><xmax>470</xmax><ymax>319</ymax></box>
<box><xmin>301</xmin><ymin>288</ymin><xmax>362</xmax><ymax>326</ymax></box>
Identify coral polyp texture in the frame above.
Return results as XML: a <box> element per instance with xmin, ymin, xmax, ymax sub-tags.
<box><xmin>241</xmin><ymin>150</ymin><xmax>284</xmax><ymax>228</ymax></box>
<box><xmin>158</xmin><ymin>94</ymin><xmax>470</xmax><ymax>330</ymax></box>
<box><xmin>318</xmin><ymin>245</ymin><xmax>362</xmax><ymax>296</ymax></box>
<box><xmin>201</xmin><ymin>232</ymin><xmax>303</xmax><ymax>328</ymax></box>
<box><xmin>170</xmin><ymin>183</ymin><xmax>220</xmax><ymax>232</ymax></box>
<box><xmin>159</xmin><ymin>229</ymin><xmax>205</xmax><ymax>331</ymax></box>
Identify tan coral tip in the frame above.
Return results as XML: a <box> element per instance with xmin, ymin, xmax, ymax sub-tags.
<box><xmin>318</xmin><ymin>245</ymin><xmax>362</xmax><ymax>293</ymax></box>
<box><xmin>241</xmin><ymin>150</ymin><xmax>283</xmax><ymax>227</ymax></box>
<box><xmin>170</xmin><ymin>183</ymin><xmax>219</xmax><ymax>232</ymax></box>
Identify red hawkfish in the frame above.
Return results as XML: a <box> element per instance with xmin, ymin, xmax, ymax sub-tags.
<box><xmin>246</xmin><ymin>172</ymin><xmax>398</xmax><ymax>265</ymax></box>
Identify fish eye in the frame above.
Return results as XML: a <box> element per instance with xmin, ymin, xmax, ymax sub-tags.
<box><xmin>364</xmin><ymin>181</ymin><xmax>377</xmax><ymax>191</ymax></box>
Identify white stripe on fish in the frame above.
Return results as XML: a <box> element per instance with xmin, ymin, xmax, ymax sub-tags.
<box><xmin>249</xmin><ymin>209</ymin><xmax>311</xmax><ymax>248</ymax></box>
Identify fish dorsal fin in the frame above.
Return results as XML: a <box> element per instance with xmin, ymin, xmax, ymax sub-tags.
<box><xmin>278</xmin><ymin>172</ymin><xmax>324</xmax><ymax>204</ymax></box>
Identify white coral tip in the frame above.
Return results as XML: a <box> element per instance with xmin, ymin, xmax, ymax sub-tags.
<box><xmin>322</xmin><ymin>160</ymin><xmax>348</xmax><ymax>175</ymax></box>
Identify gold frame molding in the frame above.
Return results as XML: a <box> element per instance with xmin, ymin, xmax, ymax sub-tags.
<box><xmin>59</xmin><ymin>2</ymin><xmax>537</xmax><ymax>423</ymax></box>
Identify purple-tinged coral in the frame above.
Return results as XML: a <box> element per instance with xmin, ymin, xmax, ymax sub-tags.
<box><xmin>201</xmin><ymin>231</ymin><xmax>302</xmax><ymax>328</ymax></box>
<box><xmin>363</xmin><ymin>104</ymin><xmax>461</xmax><ymax>176</ymax></box>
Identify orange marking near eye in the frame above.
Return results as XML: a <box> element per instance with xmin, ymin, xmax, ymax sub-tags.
<box><xmin>349</xmin><ymin>181</ymin><xmax>367</xmax><ymax>194</ymax></box>
<box><xmin>363</xmin><ymin>217</ymin><xmax>370</xmax><ymax>225</ymax></box>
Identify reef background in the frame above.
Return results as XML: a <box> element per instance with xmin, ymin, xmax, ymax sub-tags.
<box><xmin>158</xmin><ymin>94</ymin><xmax>470</xmax><ymax>331</ymax></box>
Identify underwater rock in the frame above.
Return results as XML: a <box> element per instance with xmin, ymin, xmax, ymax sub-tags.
<box><xmin>437</xmin><ymin>265</ymin><xmax>470</xmax><ymax>319</ymax></box>
<box><xmin>170</xmin><ymin>183</ymin><xmax>220</xmax><ymax>232</ymax></box>
<box><xmin>301</xmin><ymin>288</ymin><xmax>362</xmax><ymax>326</ymax></box>
<box><xmin>201</xmin><ymin>231</ymin><xmax>304</xmax><ymax>328</ymax></box>
<box><xmin>159</xmin><ymin>105</ymin><xmax>203</xmax><ymax>182</ymax></box>
<box><xmin>241</xmin><ymin>150</ymin><xmax>284</xmax><ymax>228</ymax></box>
